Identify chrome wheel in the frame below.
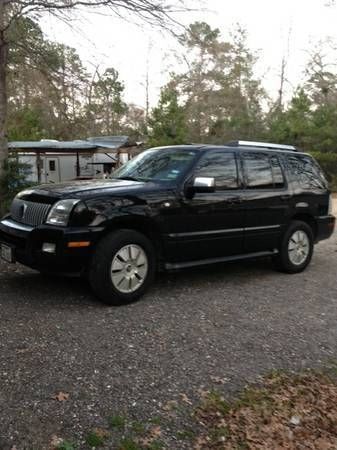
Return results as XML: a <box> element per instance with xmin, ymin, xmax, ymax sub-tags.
<box><xmin>111</xmin><ymin>244</ymin><xmax>148</xmax><ymax>294</ymax></box>
<box><xmin>288</xmin><ymin>230</ymin><xmax>310</xmax><ymax>266</ymax></box>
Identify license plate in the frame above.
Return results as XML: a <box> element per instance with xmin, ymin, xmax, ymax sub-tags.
<box><xmin>0</xmin><ymin>244</ymin><xmax>14</xmax><ymax>263</ymax></box>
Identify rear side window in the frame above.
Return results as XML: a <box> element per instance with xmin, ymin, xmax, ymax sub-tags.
<box><xmin>286</xmin><ymin>155</ymin><xmax>327</xmax><ymax>190</ymax></box>
<box><xmin>194</xmin><ymin>151</ymin><xmax>238</xmax><ymax>190</ymax></box>
<box><xmin>242</xmin><ymin>152</ymin><xmax>284</xmax><ymax>189</ymax></box>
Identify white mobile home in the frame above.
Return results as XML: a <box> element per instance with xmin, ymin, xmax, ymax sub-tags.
<box><xmin>9</xmin><ymin>136</ymin><xmax>141</xmax><ymax>184</ymax></box>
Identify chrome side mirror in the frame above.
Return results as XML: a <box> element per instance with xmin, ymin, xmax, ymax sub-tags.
<box><xmin>193</xmin><ymin>177</ymin><xmax>215</xmax><ymax>189</ymax></box>
<box><xmin>184</xmin><ymin>176</ymin><xmax>216</xmax><ymax>199</ymax></box>
<box><xmin>192</xmin><ymin>177</ymin><xmax>216</xmax><ymax>193</ymax></box>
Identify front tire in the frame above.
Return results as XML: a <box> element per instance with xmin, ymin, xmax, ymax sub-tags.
<box><xmin>89</xmin><ymin>230</ymin><xmax>156</xmax><ymax>305</ymax></box>
<box><xmin>273</xmin><ymin>221</ymin><xmax>314</xmax><ymax>273</ymax></box>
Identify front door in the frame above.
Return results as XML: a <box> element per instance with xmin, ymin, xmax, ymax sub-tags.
<box><xmin>165</xmin><ymin>150</ymin><xmax>246</xmax><ymax>263</ymax></box>
<box><xmin>45</xmin><ymin>158</ymin><xmax>60</xmax><ymax>183</ymax></box>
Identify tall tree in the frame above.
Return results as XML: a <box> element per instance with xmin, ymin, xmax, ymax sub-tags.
<box><xmin>174</xmin><ymin>21</ymin><xmax>225</xmax><ymax>142</ymax></box>
<box><xmin>210</xmin><ymin>26</ymin><xmax>265</xmax><ymax>142</ymax></box>
<box><xmin>88</xmin><ymin>68</ymin><xmax>127</xmax><ymax>136</ymax></box>
<box><xmin>305</xmin><ymin>42</ymin><xmax>337</xmax><ymax>107</ymax></box>
<box><xmin>121</xmin><ymin>103</ymin><xmax>146</xmax><ymax>140</ymax></box>
<box><xmin>172</xmin><ymin>22</ymin><xmax>265</xmax><ymax>143</ymax></box>
<box><xmin>147</xmin><ymin>85</ymin><xmax>187</xmax><ymax>147</ymax></box>
<box><xmin>6</xmin><ymin>16</ymin><xmax>145</xmax><ymax>141</ymax></box>
<box><xmin>265</xmin><ymin>88</ymin><xmax>313</xmax><ymax>150</ymax></box>
<box><xmin>6</xmin><ymin>16</ymin><xmax>89</xmax><ymax>140</ymax></box>
<box><xmin>303</xmin><ymin>46</ymin><xmax>337</xmax><ymax>151</ymax></box>
<box><xmin>0</xmin><ymin>0</ymin><xmax>188</xmax><ymax>181</ymax></box>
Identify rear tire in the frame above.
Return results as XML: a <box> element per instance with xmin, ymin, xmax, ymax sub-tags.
<box><xmin>273</xmin><ymin>220</ymin><xmax>314</xmax><ymax>273</ymax></box>
<box><xmin>89</xmin><ymin>229</ymin><xmax>156</xmax><ymax>305</ymax></box>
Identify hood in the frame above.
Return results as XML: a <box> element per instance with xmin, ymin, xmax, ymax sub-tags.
<box><xmin>37</xmin><ymin>179</ymin><xmax>144</xmax><ymax>195</ymax></box>
<box><xmin>17</xmin><ymin>179</ymin><xmax>147</xmax><ymax>202</ymax></box>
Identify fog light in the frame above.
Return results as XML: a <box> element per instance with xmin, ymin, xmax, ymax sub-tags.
<box><xmin>42</xmin><ymin>243</ymin><xmax>56</xmax><ymax>254</ymax></box>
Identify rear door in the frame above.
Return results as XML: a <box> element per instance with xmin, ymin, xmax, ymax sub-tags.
<box><xmin>241</xmin><ymin>151</ymin><xmax>289</xmax><ymax>253</ymax></box>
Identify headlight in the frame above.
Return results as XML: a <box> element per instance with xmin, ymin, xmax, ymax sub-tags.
<box><xmin>46</xmin><ymin>199</ymin><xmax>80</xmax><ymax>226</ymax></box>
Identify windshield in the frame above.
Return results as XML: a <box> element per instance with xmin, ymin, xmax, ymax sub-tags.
<box><xmin>112</xmin><ymin>148</ymin><xmax>198</xmax><ymax>182</ymax></box>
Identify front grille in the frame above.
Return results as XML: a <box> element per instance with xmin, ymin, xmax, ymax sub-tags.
<box><xmin>10</xmin><ymin>199</ymin><xmax>51</xmax><ymax>227</ymax></box>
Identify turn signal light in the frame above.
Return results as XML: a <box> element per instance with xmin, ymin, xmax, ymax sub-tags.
<box><xmin>67</xmin><ymin>241</ymin><xmax>91</xmax><ymax>248</ymax></box>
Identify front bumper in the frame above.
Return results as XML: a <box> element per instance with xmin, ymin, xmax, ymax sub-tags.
<box><xmin>0</xmin><ymin>217</ymin><xmax>103</xmax><ymax>273</ymax></box>
<box><xmin>316</xmin><ymin>214</ymin><xmax>336</xmax><ymax>242</ymax></box>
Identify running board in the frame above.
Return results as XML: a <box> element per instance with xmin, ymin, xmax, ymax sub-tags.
<box><xmin>165</xmin><ymin>250</ymin><xmax>278</xmax><ymax>270</ymax></box>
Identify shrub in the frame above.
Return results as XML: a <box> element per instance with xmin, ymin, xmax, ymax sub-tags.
<box><xmin>0</xmin><ymin>157</ymin><xmax>34</xmax><ymax>216</ymax></box>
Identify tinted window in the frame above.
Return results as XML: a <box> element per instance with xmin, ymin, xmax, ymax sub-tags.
<box><xmin>242</xmin><ymin>152</ymin><xmax>274</xmax><ymax>189</ymax></box>
<box><xmin>49</xmin><ymin>160</ymin><xmax>56</xmax><ymax>171</ymax></box>
<box><xmin>287</xmin><ymin>155</ymin><xmax>327</xmax><ymax>190</ymax></box>
<box><xmin>194</xmin><ymin>151</ymin><xmax>238</xmax><ymax>190</ymax></box>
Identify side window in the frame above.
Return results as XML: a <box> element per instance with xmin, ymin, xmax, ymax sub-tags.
<box><xmin>287</xmin><ymin>155</ymin><xmax>327</xmax><ymax>190</ymax></box>
<box><xmin>194</xmin><ymin>151</ymin><xmax>238</xmax><ymax>190</ymax></box>
<box><xmin>242</xmin><ymin>152</ymin><xmax>274</xmax><ymax>189</ymax></box>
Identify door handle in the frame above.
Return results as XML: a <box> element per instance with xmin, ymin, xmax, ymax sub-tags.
<box><xmin>281</xmin><ymin>194</ymin><xmax>291</xmax><ymax>200</ymax></box>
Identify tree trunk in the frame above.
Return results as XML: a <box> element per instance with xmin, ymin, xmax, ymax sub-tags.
<box><xmin>0</xmin><ymin>33</ymin><xmax>8</xmax><ymax>182</ymax></box>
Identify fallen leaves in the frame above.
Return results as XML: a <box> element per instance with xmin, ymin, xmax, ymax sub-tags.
<box><xmin>180</xmin><ymin>393</ymin><xmax>193</xmax><ymax>405</ymax></box>
<box><xmin>52</xmin><ymin>391</ymin><xmax>70</xmax><ymax>402</ymax></box>
<box><xmin>162</xmin><ymin>399</ymin><xmax>178</xmax><ymax>411</ymax></box>
<box><xmin>92</xmin><ymin>427</ymin><xmax>110</xmax><ymax>440</ymax></box>
<box><xmin>138</xmin><ymin>425</ymin><xmax>162</xmax><ymax>447</ymax></box>
<box><xmin>15</xmin><ymin>347</ymin><xmax>30</xmax><ymax>354</ymax></box>
<box><xmin>22</xmin><ymin>370</ymin><xmax>337</xmax><ymax>449</ymax></box>
<box><xmin>194</xmin><ymin>371</ymin><xmax>337</xmax><ymax>449</ymax></box>
<box><xmin>49</xmin><ymin>435</ymin><xmax>63</xmax><ymax>448</ymax></box>
<box><xmin>210</xmin><ymin>376</ymin><xmax>229</xmax><ymax>385</ymax></box>
<box><xmin>149</xmin><ymin>425</ymin><xmax>162</xmax><ymax>438</ymax></box>
<box><xmin>289</xmin><ymin>415</ymin><xmax>301</xmax><ymax>426</ymax></box>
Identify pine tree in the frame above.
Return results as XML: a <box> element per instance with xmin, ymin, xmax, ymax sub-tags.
<box><xmin>147</xmin><ymin>87</ymin><xmax>188</xmax><ymax>147</ymax></box>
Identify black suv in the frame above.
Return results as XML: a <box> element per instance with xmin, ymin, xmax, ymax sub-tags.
<box><xmin>0</xmin><ymin>141</ymin><xmax>335</xmax><ymax>305</ymax></box>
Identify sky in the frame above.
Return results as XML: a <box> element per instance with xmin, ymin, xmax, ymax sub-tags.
<box><xmin>40</xmin><ymin>0</ymin><xmax>337</xmax><ymax>109</ymax></box>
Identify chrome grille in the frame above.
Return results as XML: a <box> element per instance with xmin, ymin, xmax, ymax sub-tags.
<box><xmin>10</xmin><ymin>199</ymin><xmax>51</xmax><ymax>227</ymax></box>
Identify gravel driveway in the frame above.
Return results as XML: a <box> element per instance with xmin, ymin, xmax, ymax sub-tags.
<box><xmin>1</xmin><ymin>210</ymin><xmax>337</xmax><ymax>449</ymax></box>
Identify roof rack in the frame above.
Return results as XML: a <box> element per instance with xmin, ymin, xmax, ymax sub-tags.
<box><xmin>227</xmin><ymin>140</ymin><xmax>298</xmax><ymax>152</ymax></box>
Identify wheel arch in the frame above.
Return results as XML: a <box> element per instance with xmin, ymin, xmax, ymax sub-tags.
<box><xmin>96</xmin><ymin>216</ymin><xmax>165</xmax><ymax>264</ymax></box>
<box><xmin>289</xmin><ymin>213</ymin><xmax>317</xmax><ymax>239</ymax></box>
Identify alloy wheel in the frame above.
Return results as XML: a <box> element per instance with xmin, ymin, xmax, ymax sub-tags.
<box><xmin>110</xmin><ymin>244</ymin><xmax>148</xmax><ymax>293</ymax></box>
<box><xmin>288</xmin><ymin>230</ymin><xmax>310</xmax><ymax>266</ymax></box>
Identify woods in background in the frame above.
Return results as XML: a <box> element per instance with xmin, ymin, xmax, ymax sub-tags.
<box><xmin>7</xmin><ymin>18</ymin><xmax>337</xmax><ymax>185</ymax></box>
<box><xmin>8</xmin><ymin>17</ymin><xmax>144</xmax><ymax>142</ymax></box>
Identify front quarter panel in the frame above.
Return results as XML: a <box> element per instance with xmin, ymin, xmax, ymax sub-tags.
<box><xmin>83</xmin><ymin>189</ymin><xmax>179</xmax><ymax>234</ymax></box>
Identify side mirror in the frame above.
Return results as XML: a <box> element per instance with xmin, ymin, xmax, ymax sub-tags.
<box><xmin>192</xmin><ymin>177</ymin><xmax>216</xmax><ymax>193</ymax></box>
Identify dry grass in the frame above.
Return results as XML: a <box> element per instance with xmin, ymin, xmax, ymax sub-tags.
<box><xmin>194</xmin><ymin>369</ymin><xmax>337</xmax><ymax>449</ymax></box>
